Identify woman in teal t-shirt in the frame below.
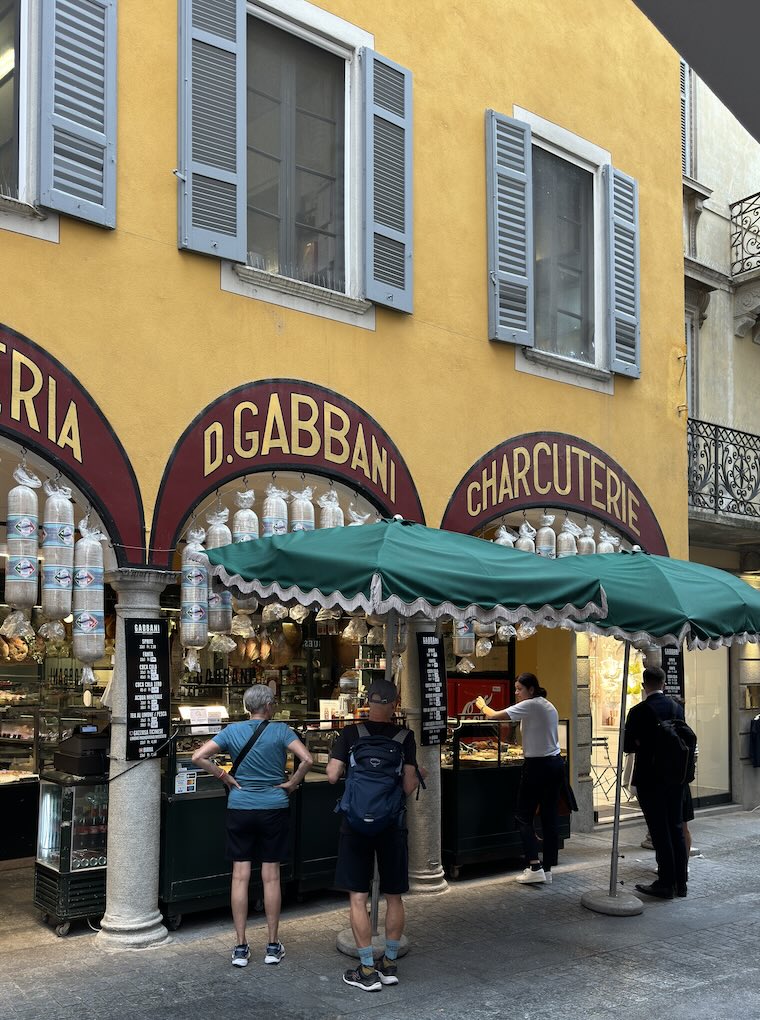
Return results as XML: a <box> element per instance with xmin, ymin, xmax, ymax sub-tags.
<box><xmin>193</xmin><ymin>685</ymin><xmax>312</xmax><ymax>968</ymax></box>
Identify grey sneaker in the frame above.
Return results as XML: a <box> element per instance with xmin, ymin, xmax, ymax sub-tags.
<box><xmin>342</xmin><ymin>965</ymin><xmax>382</xmax><ymax>992</ymax></box>
<box><xmin>232</xmin><ymin>943</ymin><xmax>251</xmax><ymax>967</ymax></box>
<box><xmin>264</xmin><ymin>942</ymin><xmax>285</xmax><ymax>965</ymax></box>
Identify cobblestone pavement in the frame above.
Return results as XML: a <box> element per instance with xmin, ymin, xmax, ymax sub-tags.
<box><xmin>1</xmin><ymin>808</ymin><xmax>759</xmax><ymax>1020</ymax></box>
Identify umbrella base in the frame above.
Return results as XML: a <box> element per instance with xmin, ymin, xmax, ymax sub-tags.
<box><xmin>580</xmin><ymin>889</ymin><xmax>643</xmax><ymax>916</ymax></box>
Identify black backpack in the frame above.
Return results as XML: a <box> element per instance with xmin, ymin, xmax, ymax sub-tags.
<box><xmin>646</xmin><ymin>702</ymin><xmax>697</xmax><ymax>786</ymax></box>
<box><xmin>336</xmin><ymin>724</ymin><xmax>408</xmax><ymax>835</ymax></box>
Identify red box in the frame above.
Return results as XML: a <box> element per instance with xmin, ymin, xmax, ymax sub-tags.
<box><xmin>447</xmin><ymin>678</ymin><xmax>509</xmax><ymax>717</ymax></box>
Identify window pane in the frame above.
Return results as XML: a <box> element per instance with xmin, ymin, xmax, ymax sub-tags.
<box><xmin>0</xmin><ymin>0</ymin><xmax>20</xmax><ymax>199</ymax></box>
<box><xmin>533</xmin><ymin>147</ymin><xmax>594</xmax><ymax>363</ymax></box>
<box><xmin>246</xmin><ymin>16</ymin><xmax>345</xmax><ymax>290</ymax></box>
<box><xmin>247</xmin><ymin>209</ymin><xmax>280</xmax><ymax>274</ymax></box>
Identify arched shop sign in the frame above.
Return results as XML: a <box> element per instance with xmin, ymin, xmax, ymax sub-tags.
<box><xmin>441</xmin><ymin>431</ymin><xmax>668</xmax><ymax>555</ymax></box>
<box><xmin>0</xmin><ymin>323</ymin><xmax>145</xmax><ymax>565</ymax></box>
<box><xmin>149</xmin><ymin>379</ymin><xmax>425</xmax><ymax>567</ymax></box>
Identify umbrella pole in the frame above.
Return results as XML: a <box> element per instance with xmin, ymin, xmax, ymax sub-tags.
<box><xmin>580</xmin><ymin>640</ymin><xmax>642</xmax><ymax>916</ymax></box>
<box><xmin>608</xmin><ymin>641</ymin><xmax>629</xmax><ymax>897</ymax></box>
<box><xmin>369</xmin><ymin>611</ymin><xmax>397</xmax><ymax>941</ymax></box>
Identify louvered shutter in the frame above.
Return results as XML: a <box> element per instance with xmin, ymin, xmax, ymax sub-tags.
<box><xmin>39</xmin><ymin>0</ymin><xmax>117</xmax><ymax>227</ymax></box>
<box><xmin>363</xmin><ymin>50</ymin><xmax>413</xmax><ymax>313</ymax></box>
<box><xmin>680</xmin><ymin>59</ymin><xmax>692</xmax><ymax>177</ymax></box>
<box><xmin>605</xmin><ymin>166</ymin><xmax>640</xmax><ymax>378</ymax></box>
<box><xmin>486</xmin><ymin>111</ymin><xmax>534</xmax><ymax>345</ymax></box>
<box><xmin>178</xmin><ymin>0</ymin><xmax>246</xmax><ymax>261</ymax></box>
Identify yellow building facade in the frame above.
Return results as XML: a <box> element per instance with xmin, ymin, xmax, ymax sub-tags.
<box><xmin>0</xmin><ymin>0</ymin><xmax>686</xmax><ymax>936</ymax></box>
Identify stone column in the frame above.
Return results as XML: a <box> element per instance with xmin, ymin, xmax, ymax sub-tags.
<box><xmin>96</xmin><ymin>568</ymin><xmax>176</xmax><ymax>952</ymax></box>
<box><xmin>400</xmin><ymin>619</ymin><xmax>448</xmax><ymax>894</ymax></box>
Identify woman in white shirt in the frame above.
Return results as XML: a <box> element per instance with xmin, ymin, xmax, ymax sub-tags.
<box><xmin>475</xmin><ymin>672</ymin><xmax>564</xmax><ymax>886</ymax></box>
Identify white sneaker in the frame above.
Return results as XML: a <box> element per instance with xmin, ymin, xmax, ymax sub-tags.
<box><xmin>689</xmin><ymin>847</ymin><xmax>701</xmax><ymax>857</ymax></box>
<box><xmin>516</xmin><ymin>867</ymin><xmax>546</xmax><ymax>884</ymax></box>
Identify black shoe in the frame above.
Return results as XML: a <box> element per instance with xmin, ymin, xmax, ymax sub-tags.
<box><xmin>376</xmin><ymin>956</ymin><xmax>399</xmax><ymax>985</ymax></box>
<box><xmin>343</xmin><ymin>966</ymin><xmax>382</xmax><ymax>992</ymax></box>
<box><xmin>635</xmin><ymin>882</ymin><xmax>674</xmax><ymax>900</ymax></box>
<box><xmin>676</xmin><ymin>886</ymin><xmax>687</xmax><ymax>898</ymax></box>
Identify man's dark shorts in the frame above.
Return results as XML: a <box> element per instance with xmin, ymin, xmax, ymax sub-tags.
<box><xmin>334</xmin><ymin>823</ymin><xmax>409</xmax><ymax>894</ymax></box>
<box><xmin>225</xmin><ymin>807</ymin><xmax>291</xmax><ymax>863</ymax></box>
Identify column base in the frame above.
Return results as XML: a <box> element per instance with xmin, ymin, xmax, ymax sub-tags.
<box><xmin>408</xmin><ymin>865</ymin><xmax>449</xmax><ymax>895</ymax></box>
<box><xmin>96</xmin><ymin>910</ymin><xmax>170</xmax><ymax>951</ymax></box>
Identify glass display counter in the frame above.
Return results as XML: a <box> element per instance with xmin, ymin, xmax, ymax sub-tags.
<box><xmin>440</xmin><ymin>718</ymin><xmax>571</xmax><ymax>879</ymax></box>
<box><xmin>33</xmin><ymin>771</ymin><xmax>109</xmax><ymax>935</ymax></box>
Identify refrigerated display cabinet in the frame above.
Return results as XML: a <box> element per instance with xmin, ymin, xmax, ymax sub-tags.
<box><xmin>33</xmin><ymin>771</ymin><xmax>109</xmax><ymax>935</ymax></box>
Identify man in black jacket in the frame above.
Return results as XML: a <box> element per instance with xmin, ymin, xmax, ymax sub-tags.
<box><xmin>623</xmin><ymin>666</ymin><xmax>688</xmax><ymax>899</ymax></box>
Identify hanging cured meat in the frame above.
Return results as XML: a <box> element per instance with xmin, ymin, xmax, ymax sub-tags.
<box><xmin>40</xmin><ymin>479</ymin><xmax>75</xmax><ymax>622</ymax></box>
<box><xmin>535</xmin><ymin>513</ymin><xmax>556</xmax><ymax>559</ymax></box>
<box><xmin>72</xmin><ymin>520</ymin><xmax>106</xmax><ymax>686</ymax></box>
<box><xmin>5</xmin><ymin>465</ymin><xmax>42</xmax><ymax>613</ymax></box>
<box><xmin>180</xmin><ymin>528</ymin><xmax>208</xmax><ymax>672</ymax></box>
<box><xmin>290</xmin><ymin>486</ymin><xmax>315</xmax><ymax>531</ymax></box>
<box><xmin>206</xmin><ymin>509</ymin><xmax>233</xmax><ymax>633</ymax></box>
<box><xmin>318</xmin><ymin>489</ymin><xmax>344</xmax><ymax>529</ymax></box>
<box><xmin>233</xmin><ymin>489</ymin><xmax>259</xmax><ymax>542</ymax></box>
<box><xmin>262</xmin><ymin>484</ymin><xmax>288</xmax><ymax>536</ymax></box>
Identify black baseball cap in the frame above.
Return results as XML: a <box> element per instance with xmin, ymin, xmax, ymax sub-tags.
<box><xmin>367</xmin><ymin>679</ymin><xmax>399</xmax><ymax>704</ymax></box>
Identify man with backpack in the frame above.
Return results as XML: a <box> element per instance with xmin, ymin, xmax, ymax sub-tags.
<box><xmin>326</xmin><ymin>678</ymin><xmax>423</xmax><ymax>992</ymax></box>
<box><xmin>624</xmin><ymin>666</ymin><xmax>694</xmax><ymax>900</ymax></box>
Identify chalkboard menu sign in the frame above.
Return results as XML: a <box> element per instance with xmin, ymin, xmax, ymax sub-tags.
<box><xmin>662</xmin><ymin>645</ymin><xmax>685</xmax><ymax>701</ymax></box>
<box><xmin>125</xmin><ymin>618</ymin><xmax>171</xmax><ymax>761</ymax></box>
<box><xmin>416</xmin><ymin>633</ymin><xmax>448</xmax><ymax>746</ymax></box>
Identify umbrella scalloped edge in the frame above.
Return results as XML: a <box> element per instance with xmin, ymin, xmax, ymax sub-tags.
<box><xmin>567</xmin><ymin>620</ymin><xmax>760</xmax><ymax>651</ymax></box>
<box><xmin>213</xmin><ymin>565</ymin><xmax>609</xmax><ymax>626</ymax></box>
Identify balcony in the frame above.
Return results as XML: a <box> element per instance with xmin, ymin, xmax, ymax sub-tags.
<box><xmin>730</xmin><ymin>191</ymin><xmax>760</xmax><ymax>277</ymax></box>
<box><xmin>688</xmin><ymin>419</ymin><xmax>760</xmax><ymax>554</ymax></box>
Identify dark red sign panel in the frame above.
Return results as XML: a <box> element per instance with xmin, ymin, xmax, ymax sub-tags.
<box><xmin>149</xmin><ymin>379</ymin><xmax>424</xmax><ymax>566</ymax></box>
<box><xmin>441</xmin><ymin>431</ymin><xmax>668</xmax><ymax>554</ymax></box>
<box><xmin>0</xmin><ymin>324</ymin><xmax>145</xmax><ymax>565</ymax></box>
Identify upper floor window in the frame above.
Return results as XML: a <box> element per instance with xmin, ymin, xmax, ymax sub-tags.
<box><xmin>486</xmin><ymin>107</ymin><xmax>640</xmax><ymax>381</ymax></box>
<box><xmin>247</xmin><ymin>18</ymin><xmax>345</xmax><ymax>291</ymax></box>
<box><xmin>533</xmin><ymin>146</ymin><xmax>594</xmax><ymax>364</ymax></box>
<box><xmin>178</xmin><ymin>0</ymin><xmax>413</xmax><ymax>314</ymax></box>
<box><xmin>0</xmin><ymin>0</ymin><xmax>20</xmax><ymax>199</ymax></box>
<box><xmin>0</xmin><ymin>0</ymin><xmax>116</xmax><ymax>233</ymax></box>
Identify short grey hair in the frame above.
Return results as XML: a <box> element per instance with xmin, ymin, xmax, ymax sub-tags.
<box><xmin>243</xmin><ymin>684</ymin><xmax>275</xmax><ymax>714</ymax></box>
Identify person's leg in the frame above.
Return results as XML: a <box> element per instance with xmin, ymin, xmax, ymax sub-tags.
<box><xmin>231</xmin><ymin>860</ymin><xmax>251</xmax><ymax>945</ymax></box>
<box><xmin>348</xmin><ymin>890</ymin><xmax>373</xmax><ymax>950</ymax></box>
<box><xmin>637</xmin><ymin>787</ymin><xmax>675</xmax><ymax>889</ymax></box>
<box><xmin>260</xmin><ymin>861</ymin><xmax>281</xmax><ymax>945</ymax></box>
<box><xmin>682</xmin><ymin>820</ymin><xmax>692</xmax><ymax>856</ymax></box>
<box><xmin>538</xmin><ymin>758</ymin><xmax>564</xmax><ymax>871</ymax></box>
<box><xmin>384</xmin><ymin>893</ymin><xmax>405</xmax><ymax>942</ymax></box>
<box><xmin>666</xmin><ymin>787</ymin><xmax>688</xmax><ymax>892</ymax></box>
<box><xmin>515</xmin><ymin>764</ymin><xmax>542</xmax><ymax>865</ymax></box>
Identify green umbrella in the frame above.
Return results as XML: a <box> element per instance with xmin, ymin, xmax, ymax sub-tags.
<box><xmin>559</xmin><ymin>549</ymin><xmax>760</xmax><ymax>916</ymax></box>
<box><xmin>206</xmin><ymin>517</ymin><xmax>608</xmax><ymax>626</ymax></box>
<box><xmin>561</xmin><ymin>549</ymin><xmax>760</xmax><ymax>649</ymax></box>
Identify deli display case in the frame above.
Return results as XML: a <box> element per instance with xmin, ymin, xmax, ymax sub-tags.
<box><xmin>440</xmin><ymin>717</ymin><xmax>571</xmax><ymax>879</ymax></box>
<box><xmin>33</xmin><ymin>771</ymin><xmax>109</xmax><ymax>935</ymax></box>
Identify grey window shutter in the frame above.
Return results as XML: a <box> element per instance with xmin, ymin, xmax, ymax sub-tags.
<box><xmin>362</xmin><ymin>49</ymin><xmax>413</xmax><ymax>313</ymax></box>
<box><xmin>39</xmin><ymin>0</ymin><xmax>117</xmax><ymax>227</ymax></box>
<box><xmin>605</xmin><ymin>166</ymin><xmax>641</xmax><ymax>378</ymax></box>
<box><xmin>486</xmin><ymin>110</ymin><xmax>534</xmax><ymax>345</ymax></box>
<box><xmin>680</xmin><ymin>59</ymin><xmax>692</xmax><ymax>177</ymax></box>
<box><xmin>178</xmin><ymin>0</ymin><xmax>246</xmax><ymax>261</ymax></box>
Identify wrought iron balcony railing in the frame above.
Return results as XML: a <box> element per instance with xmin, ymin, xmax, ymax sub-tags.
<box><xmin>688</xmin><ymin>418</ymin><xmax>760</xmax><ymax>519</ymax></box>
<box><xmin>730</xmin><ymin>191</ymin><xmax>760</xmax><ymax>276</ymax></box>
